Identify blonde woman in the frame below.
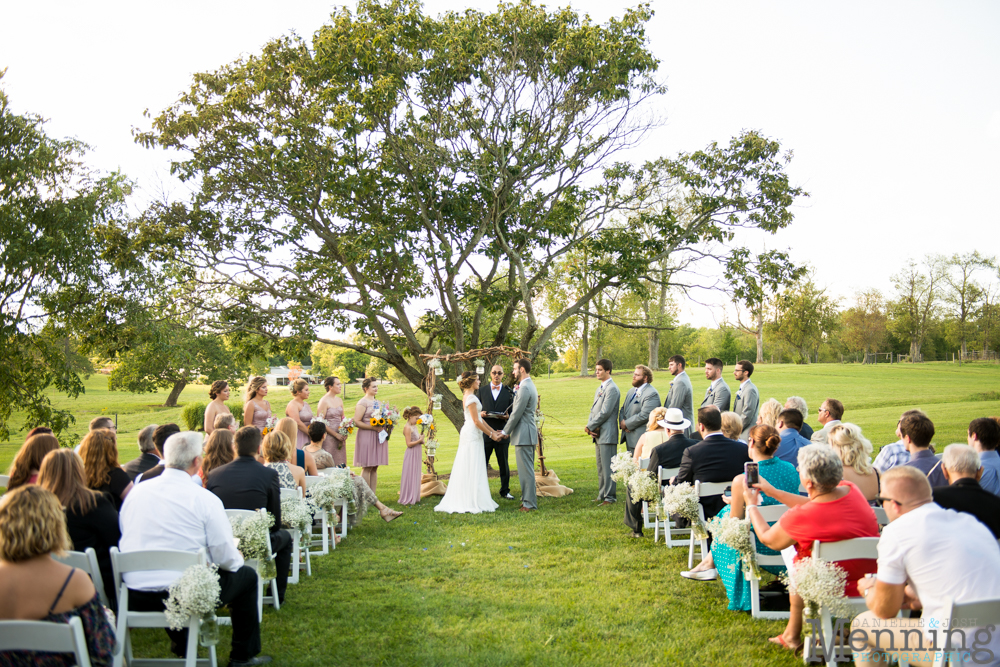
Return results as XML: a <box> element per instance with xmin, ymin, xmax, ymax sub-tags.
<box><xmin>829</xmin><ymin>423</ymin><xmax>880</xmax><ymax>503</ymax></box>
<box><xmin>243</xmin><ymin>376</ymin><xmax>272</xmax><ymax>429</ymax></box>
<box><xmin>204</xmin><ymin>380</ymin><xmax>232</xmax><ymax>435</ymax></box>
<box><xmin>720</xmin><ymin>411</ymin><xmax>745</xmax><ymax>442</ymax></box>
<box><xmin>756</xmin><ymin>398</ymin><xmax>783</xmax><ymax>429</ymax></box>
<box><xmin>262</xmin><ymin>431</ymin><xmax>306</xmax><ymax>497</ymax></box>
<box><xmin>284</xmin><ymin>378</ymin><xmax>313</xmax><ymax>450</ymax></box>
<box><xmin>276</xmin><ymin>417</ymin><xmax>318</xmax><ymax>475</ymax></box>
<box><xmin>632</xmin><ymin>407</ymin><xmax>669</xmax><ymax>465</ymax></box>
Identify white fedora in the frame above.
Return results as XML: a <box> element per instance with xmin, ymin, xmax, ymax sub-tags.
<box><xmin>658</xmin><ymin>407</ymin><xmax>691</xmax><ymax>432</ymax></box>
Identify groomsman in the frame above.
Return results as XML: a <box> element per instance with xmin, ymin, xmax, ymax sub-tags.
<box><xmin>479</xmin><ymin>364</ymin><xmax>514</xmax><ymax>499</ymax></box>
<box><xmin>618</xmin><ymin>365</ymin><xmax>661</xmax><ymax>456</ymax></box>
<box><xmin>700</xmin><ymin>357</ymin><xmax>731</xmax><ymax>412</ymax></box>
<box><xmin>664</xmin><ymin>354</ymin><xmax>694</xmax><ymax>438</ymax></box>
<box><xmin>731</xmin><ymin>359</ymin><xmax>759</xmax><ymax>441</ymax></box>
<box><xmin>586</xmin><ymin>358</ymin><xmax>620</xmax><ymax>505</ymax></box>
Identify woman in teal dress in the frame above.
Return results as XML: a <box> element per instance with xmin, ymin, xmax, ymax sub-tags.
<box><xmin>713</xmin><ymin>424</ymin><xmax>800</xmax><ymax>611</ymax></box>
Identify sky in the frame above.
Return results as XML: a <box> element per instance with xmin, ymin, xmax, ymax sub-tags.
<box><xmin>2</xmin><ymin>0</ymin><xmax>998</xmax><ymax>328</ymax></box>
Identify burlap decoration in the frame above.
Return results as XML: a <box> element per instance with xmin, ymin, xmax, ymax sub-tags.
<box><xmin>535</xmin><ymin>469</ymin><xmax>573</xmax><ymax>498</ymax></box>
<box><xmin>420</xmin><ymin>473</ymin><xmax>447</xmax><ymax>498</ymax></box>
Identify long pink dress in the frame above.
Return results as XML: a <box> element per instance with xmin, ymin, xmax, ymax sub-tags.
<box><xmin>296</xmin><ymin>403</ymin><xmax>313</xmax><ymax>450</ymax></box>
<box><xmin>353</xmin><ymin>402</ymin><xmax>388</xmax><ymax>467</ymax></box>
<box><xmin>398</xmin><ymin>425</ymin><xmax>422</xmax><ymax>505</ymax></box>
<box><xmin>322</xmin><ymin>404</ymin><xmax>347</xmax><ymax>467</ymax></box>
<box><xmin>249</xmin><ymin>401</ymin><xmax>272</xmax><ymax>430</ymax></box>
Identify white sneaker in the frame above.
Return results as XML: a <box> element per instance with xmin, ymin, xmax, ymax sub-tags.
<box><xmin>680</xmin><ymin>568</ymin><xmax>717</xmax><ymax>581</ymax></box>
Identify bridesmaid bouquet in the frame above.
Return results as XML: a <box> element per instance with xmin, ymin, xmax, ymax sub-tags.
<box><xmin>337</xmin><ymin>418</ymin><xmax>355</xmax><ymax>439</ymax></box>
<box><xmin>262</xmin><ymin>417</ymin><xmax>278</xmax><ymax>435</ymax></box>
<box><xmin>311</xmin><ymin>417</ymin><xmax>329</xmax><ymax>427</ymax></box>
<box><xmin>417</xmin><ymin>414</ymin><xmax>434</xmax><ymax>426</ymax></box>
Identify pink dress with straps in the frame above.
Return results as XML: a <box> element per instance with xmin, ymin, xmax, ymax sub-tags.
<box><xmin>353</xmin><ymin>401</ymin><xmax>388</xmax><ymax>467</ymax></box>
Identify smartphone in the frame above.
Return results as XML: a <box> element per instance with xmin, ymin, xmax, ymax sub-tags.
<box><xmin>744</xmin><ymin>461</ymin><xmax>759</xmax><ymax>486</ymax></box>
<box><xmin>723</xmin><ymin>488</ymin><xmax>732</xmax><ymax>498</ymax></box>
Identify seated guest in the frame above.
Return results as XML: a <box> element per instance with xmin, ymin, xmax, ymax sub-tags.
<box><xmin>119</xmin><ymin>431</ymin><xmax>270</xmax><ymax>667</ymax></box>
<box><xmin>901</xmin><ymin>411</ymin><xmax>946</xmax><ymax>487</ymax></box>
<box><xmin>828</xmin><ymin>423</ymin><xmax>879</xmax><ymax>504</ymax></box>
<box><xmin>624</xmin><ymin>408</ymin><xmax>692</xmax><ymax>539</ymax></box>
<box><xmin>685</xmin><ymin>424</ymin><xmax>799</xmax><ymax>592</ymax></box>
<box><xmin>967</xmin><ymin>416</ymin><xmax>1000</xmax><ymax>495</ymax></box>
<box><xmin>206</xmin><ymin>426</ymin><xmax>292</xmax><ymax>606</ymax></box>
<box><xmin>632</xmin><ymin>407</ymin><xmax>668</xmax><ymax>464</ymax></box>
<box><xmin>214</xmin><ymin>413</ymin><xmax>238</xmax><ymax>434</ymax></box>
<box><xmin>200</xmin><ymin>428</ymin><xmax>236</xmax><ymax>485</ymax></box>
<box><xmin>852</xmin><ymin>466</ymin><xmax>1000</xmax><ymax>664</ymax></box>
<box><xmin>26</xmin><ymin>426</ymin><xmax>54</xmax><ymax>437</ymax></box>
<box><xmin>871</xmin><ymin>410</ymin><xmax>923</xmax><ymax>474</ymax></box>
<box><xmin>756</xmin><ymin>398</ymin><xmax>783</xmax><ymax>429</ymax></box>
<box><xmin>0</xmin><ymin>486</ymin><xmax>115</xmax><ymax>667</ymax></box>
<box><xmin>134</xmin><ymin>423</ymin><xmax>181</xmax><ymax>483</ymax></box>
<box><xmin>784</xmin><ymin>396</ymin><xmax>813</xmax><ymax>440</ymax></box>
<box><xmin>6</xmin><ymin>433</ymin><xmax>60</xmax><ymax>490</ymax></box>
<box><xmin>670</xmin><ymin>406</ymin><xmax>751</xmax><ymax>564</ymax></box>
<box><xmin>38</xmin><ymin>448</ymin><xmax>121</xmax><ymax>611</ymax></box>
<box><xmin>79</xmin><ymin>429</ymin><xmax>132</xmax><ymax>511</ymax></box>
<box><xmin>810</xmin><ymin>398</ymin><xmax>843</xmax><ymax>444</ymax></box>
<box><xmin>720</xmin><ymin>411</ymin><xmax>746</xmax><ymax>443</ymax></box>
<box><xmin>261</xmin><ymin>431</ymin><xmax>307</xmax><ymax>496</ymax></box>
<box><xmin>275</xmin><ymin>417</ymin><xmax>318</xmax><ymax>475</ymax></box>
<box><xmin>932</xmin><ymin>444</ymin><xmax>1000</xmax><ymax>537</ymax></box>
<box><xmin>745</xmin><ymin>444</ymin><xmax>879</xmax><ymax>651</ymax></box>
<box><xmin>774</xmin><ymin>408</ymin><xmax>810</xmax><ymax>468</ymax></box>
<box><xmin>122</xmin><ymin>424</ymin><xmax>160</xmax><ymax>482</ymax></box>
<box><xmin>304</xmin><ymin>421</ymin><xmax>336</xmax><ymax>469</ymax></box>
<box><xmin>88</xmin><ymin>416</ymin><xmax>116</xmax><ymax>434</ymax></box>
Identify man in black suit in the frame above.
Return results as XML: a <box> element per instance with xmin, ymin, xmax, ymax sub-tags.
<box><xmin>479</xmin><ymin>364</ymin><xmax>514</xmax><ymax>499</ymax></box>
<box><xmin>932</xmin><ymin>444</ymin><xmax>1000</xmax><ymax>538</ymax></box>
<box><xmin>206</xmin><ymin>426</ymin><xmax>292</xmax><ymax>605</ymax></box>
<box><xmin>135</xmin><ymin>423</ymin><xmax>181</xmax><ymax>483</ymax></box>
<box><xmin>624</xmin><ymin>409</ymin><xmax>696</xmax><ymax>538</ymax></box>
<box><xmin>123</xmin><ymin>424</ymin><xmax>162</xmax><ymax>481</ymax></box>
<box><xmin>673</xmin><ymin>406</ymin><xmax>751</xmax><ymax>580</ymax></box>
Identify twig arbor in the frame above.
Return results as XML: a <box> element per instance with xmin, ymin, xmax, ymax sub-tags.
<box><xmin>418</xmin><ymin>347</ymin><xmax>549</xmax><ymax>477</ymax></box>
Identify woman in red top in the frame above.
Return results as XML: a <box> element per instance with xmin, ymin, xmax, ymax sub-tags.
<box><xmin>746</xmin><ymin>444</ymin><xmax>879</xmax><ymax>652</ymax></box>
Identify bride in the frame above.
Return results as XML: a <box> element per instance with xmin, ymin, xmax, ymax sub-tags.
<box><xmin>435</xmin><ymin>372</ymin><xmax>500</xmax><ymax>514</ymax></box>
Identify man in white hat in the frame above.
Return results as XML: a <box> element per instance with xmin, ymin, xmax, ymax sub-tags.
<box><xmin>623</xmin><ymin>408</ymin><xmax>697</xmax><ymax>538</ymax></box>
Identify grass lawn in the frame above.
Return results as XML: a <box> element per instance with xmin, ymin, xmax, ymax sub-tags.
<box><xmin>3</xmin><ymin>362</ymin><xmax>1000</xmax><ymax>665</ymax></box>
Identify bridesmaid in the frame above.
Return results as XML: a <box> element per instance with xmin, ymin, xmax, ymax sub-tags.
<box><xmin>285</xmin><ymin>378</ymin><xmax>313</xmax><ymax>450</ymax></box>
<box><xmin>204</xmin><ymin>380</ymin><xmax>232</xmax><ymax>435</ymax></box>
<box><xmin>242</xmin><ymin>376</ymin><xmax>272</xmax><ymax>429</ymax></box>
<box><xmin>353</xmin><ymin>377</ymin><xmax>387</xmax><ymax>493</ymax></box>
<box><xmin>398</xmin><ymin>406</ymin><xmax>424</xmax><ymax>505</ymax></box>
<box><xmin>316</xmin><ymin>376</ymin><xmax>348</xmax><ymax>467</ymax></box>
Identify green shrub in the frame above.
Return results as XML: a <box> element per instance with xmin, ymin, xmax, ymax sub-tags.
<box><xmin>181</xmin><ymin>402</ymin><xmax>206</xmax><ymax>431</ymax></box>
<box><xmin>227</xmin><ymin>400</ymin><xmax>244</xmax><ymax>418</ymax></box>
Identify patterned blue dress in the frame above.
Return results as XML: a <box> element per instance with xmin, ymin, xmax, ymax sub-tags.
<box><xmin>712</xmin><ymin>456</ymin><xmax>800</xmax><ymax>611</ymax></box>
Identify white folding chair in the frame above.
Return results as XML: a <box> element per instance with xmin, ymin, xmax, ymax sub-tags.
<box><xmin>688</xmin><ymin>480</ymin><xmax>730</xmax><ymax>568</ymax></box>
<box><xmin>0</xmin><ymin>474</ymin><xmax>9</xmax><ymax>489</ymax></box>
<box><xmin>279</xmin><ymin>487</ymin><xmax>311</xmax><ymax>583</ymax></box>
<box><xmin>110</xmin><ymin>547</ymin><xmax>216</xmax><ymax>667</ymax></box>
<box><xmin>54</xmin><ymin>547</ymin><xmax>110</xmax><ymax>609</ymax></box>
<box><xmin>930</xmin><ymin>597</ymin><xmax>1000</xmax><ymax>666</ymax></box>
<box><xmin>0</xmin><ymin>616</ymin><xmax>93</xmax><ymax>667</ymax></box>
<box><xmin>873</xmin><ymin>506</ymin><xmax>889</xmax><ymax>528</ymax></box>
<box><xmin>305</xmin><ymin>475</ymin><xmax>348</xmax><ymax>554</ymax></box>
<box><xmin>225</xmin><ymin>510</ymin><xmax>279</xmax><ymax>618</ymax></box>
<box><xmin>652</xmin><ymin>468</ymin><xmax>690</xmax><ymax>546</ymax></box>
<box><xmin>803</xmin><ymin>537</ymin><xmax>880</xmax><ymax>667</ymax></box>
<box><xmin>747</xmin><ymin>504</ymin><xmax>790</xmax><ymax>620</ymax></box>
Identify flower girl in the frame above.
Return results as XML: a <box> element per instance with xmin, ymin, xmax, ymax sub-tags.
<box><xmin>399</xmin><ymin>407</ymin><xmax>424</xmax><ymax>505</ymax></box>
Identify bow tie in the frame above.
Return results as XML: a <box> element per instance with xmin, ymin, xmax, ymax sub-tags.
<box><xmin>492</xmin><ymin>385</ymin><xmax>501</xmax><ymax>391</ymax></box>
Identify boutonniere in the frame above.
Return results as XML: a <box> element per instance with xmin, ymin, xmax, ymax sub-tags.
<box><xmin>513</xmin><ymin>383</ymin><xmax>520</xmax><ymax>393</ymax></box>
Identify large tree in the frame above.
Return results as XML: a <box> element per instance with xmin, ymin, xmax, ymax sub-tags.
<box><xmin>942</xmin><ymin>251</ymin><xmax>995</xmax><ymax>358</ymax></box>
<box><xmin>136</xmin><ymin>0</ymin><xmax>804</xmax><ymax>429</ymax></box>
<box><xmin>889</xmin><ymin>255</ymin><xmax>946</xmax><ymax>362</ymax></box>
<box><xmin>841</xmin><ymin>289</ymin><xmax>888</xmax><ymax>362</ymax></box>
<box><xmin>768</xmin><ymin>277</ymin><xmax>839</xmax><ymax>363</ymax></box>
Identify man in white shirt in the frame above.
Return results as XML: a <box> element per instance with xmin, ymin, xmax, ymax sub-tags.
<box><xmin>810</xmin><ymin>398</ymin><xmax>843</xmax><ymax>444</ymax></box>
<box><xmin>586</xmin><ymin>358</ymin><xmax>620</xmax><ymax>504</ymax></box>
<box><xmin>120</xmin><ymin>431</ymin><xmax>270</xmax><ymax>667</ymax></box>
<box><xmin>851</xmin><ymin>466</ymin><xmax>1000</xmax><ymax>666</ymax></box>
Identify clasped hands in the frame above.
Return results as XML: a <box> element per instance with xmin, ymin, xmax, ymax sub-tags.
<box><xmin>490</xmin><ymin>431</ymin><xmax>508</xmax><ymax>442</ymax></box>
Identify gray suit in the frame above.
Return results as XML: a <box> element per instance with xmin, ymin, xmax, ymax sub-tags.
<box><xmin>700</xmin><ymin>379</ymin><xmax>731</xmax><ymax>413</ymax></box>
<box><xmin>503</xmin><ymin>377</ymin><xmax>538</xmax><ymax>509</ymax></box>
<box><xmin>587</xmin><ymin>378</ymin><xmax>621</xmax><ymax>502</ymax></box>
<box><xmin>664</xmin><ymin>371</ymin><xmax>695</xmax><ymax>438</ymax></box>
<box><xmin>618</xmin><ymin>384</ymin><xmax>662</xmax><ymax>454</ymax></box>
<box><xmin>732</xmin><ymin>380</ymin><xmax>760</xmax><ymax>440</ymax></box>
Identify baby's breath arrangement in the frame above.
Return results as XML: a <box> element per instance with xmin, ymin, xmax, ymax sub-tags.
<box><xmin>230</xmin><ymin>509</ymin><xmax>277</xmax><ymax>580</ymax></box>
<box><xmin>164</xmin><ymin>563</ymin><xmax>221</xmax><ymax>631</ymax></box>
<box><xmin>662</xmin><ymin>482</ymin><xmax>708</xmax><ymax>540</ymax></box>
<box><xmin>781</xmin><ymin>557</ymin><xmax>853</xmax><ymax>619</ymax></box>
<box><xmin>310</xmin><ymin>472</ymin><xmax>354</xmax><ymax>512</ymax></box>
<box><xmin>626</xmin><ymin>469</ymin><xmax>660</xmax><ymax>504</ymax></box>
<box><xmin>281</xmin><ymin>496</ymin><xmax>312</xmax><ymax>547</ymax></box>
<box><xmin>610</xmin><ymin>452</ymin><xmax>638</xmax><ymax>485</ymax></box>
<box><xmin>706</xmin><ymin>515</ymin><xmax>761</xmax><ymax>580</ymax></box>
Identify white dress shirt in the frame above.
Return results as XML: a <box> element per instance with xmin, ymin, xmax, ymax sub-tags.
<box><xmin>491</xmin><ymin>384</ymin><xmax>502</xmax><ymax>401</ymax></box>
<box><xmin>119</xmin><ymin>467</ymin><xmax>244</xmax><ymax>590</ymax></box>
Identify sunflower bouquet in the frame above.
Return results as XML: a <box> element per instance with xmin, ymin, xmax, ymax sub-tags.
<box><xmin>337</xmin><ymin>418</ymin><xmax>355</xmax><ymax>438</ymax></box>
<box><xmin>262</xmin><ymin>417</ymin><xmax>278</xmax><ymax>435</ymax></box>
<box><xmin>370</xmin><ymin>402</ymin><xmax>401</xmax><ymax>436</ymax></box>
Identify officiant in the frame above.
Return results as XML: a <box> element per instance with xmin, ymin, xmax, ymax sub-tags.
<box><xmin>479</xmin><ymin>364</ymin><xmax>514</xmax><ymax>500</ymax></box>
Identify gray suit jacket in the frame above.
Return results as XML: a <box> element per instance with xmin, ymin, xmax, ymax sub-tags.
<box><xmin>586</xmin><ymin>379</ymin><xmax>620</xmax><ymax>445</ymax></box>
<box><xmin>664</xmin><ymin>371</ymin><xmax>694</xmax><ymax>437</ymax></box>
<box><xmin>733</xmin><ymin>380</ymin><xmax>760</xmax><ymax>440</ymax></box>
<box><xmin>618</xmin><ymin>383</ymin><xmax>661</xmax><ymax>451</ymax></box>
<box><xmin>503</xmin><ymin>377</ymin><xmax>538</xmax><ymax>446</ymax></box>
<box><xmin>700</xmin><ymin>379</ymin><xmax>731</xmax><ymax>413</ymax></box>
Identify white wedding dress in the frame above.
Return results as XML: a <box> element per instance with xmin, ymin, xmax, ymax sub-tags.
<box><xmin>435</xmin><ymin>395</ymin><xmax>499</xmax><ymax>514</ymax></box>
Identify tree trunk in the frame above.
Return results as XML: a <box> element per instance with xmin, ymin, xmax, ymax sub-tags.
<box><xmin>164</xmin><ymin>380</ymin><xmax>187</xmax><ymax>407</ymax></box>
<box><xmin>909</xmin><ymin>338</ymin><xmax>921</xmax><ymax>362</ymax></box>
<box><xmin>754</xmin><ymin>311</ymin><xmax>764</xmax><ymax>363</ymax></box>
<box><xmin>648</xmin><ymin>328</ymin><xmax>660</xmax><ymax>369</ymax></box>
<box><xmin>579</xmin><ymin>313</ymin><xmax>589</xmax><ymax>376</ymax></box>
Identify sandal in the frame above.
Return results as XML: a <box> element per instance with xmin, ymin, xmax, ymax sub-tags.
<box><xmin>768</xmin><ymin>635</ymin><xmax>802</xmax><ymax>652</ymax></box>
<box><xmin>381</xmin><ymin>509</ymin><xmax>402</xmax><ymax>523</ymax></box>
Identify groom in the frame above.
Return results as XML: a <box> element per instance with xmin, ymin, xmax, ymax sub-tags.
<box><xmin>497</xmin><ymin>358</ymin><xmax>538</xmax><ymax>512</ymax></box>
